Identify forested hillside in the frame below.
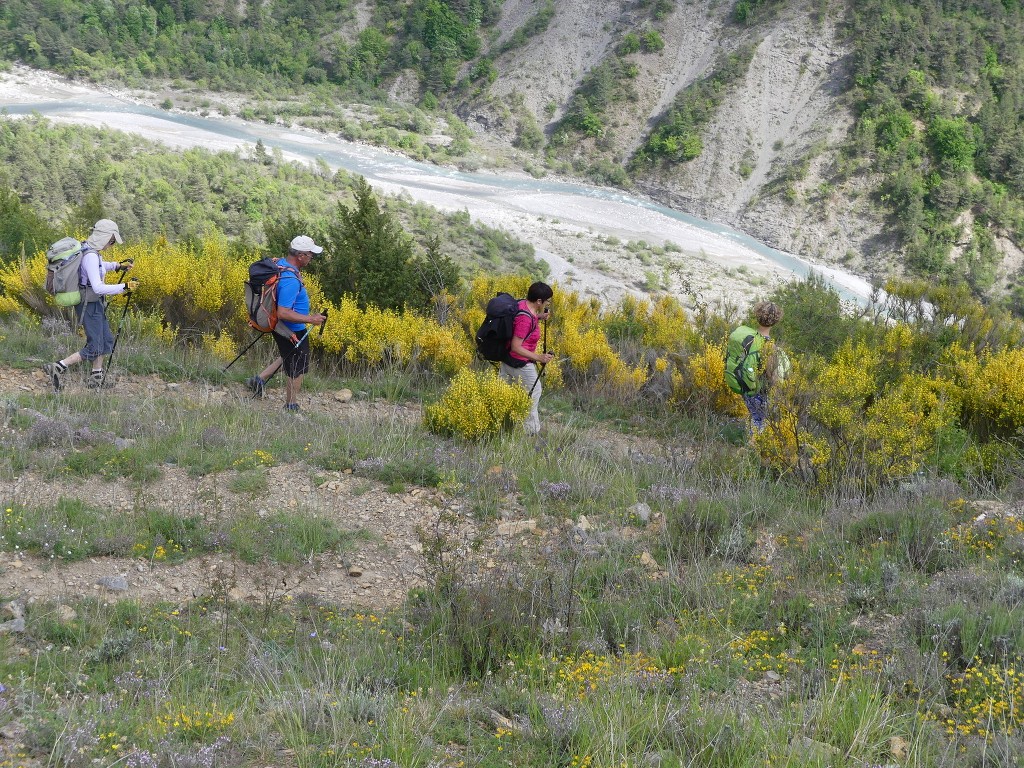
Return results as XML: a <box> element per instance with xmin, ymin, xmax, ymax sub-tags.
<box><xmin>1</xmin><ymin>0</ymin><xmax>1023</xmax><ymax>309</ymax></box>
<box><xmin>0</xmin><ymin>118</ymin><xmax>544</xmax><ymax>311</ymax></box>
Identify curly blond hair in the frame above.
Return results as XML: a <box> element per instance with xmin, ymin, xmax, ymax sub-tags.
<box><xmin>753</xmin><ymin>301</ymin><xmax>783</xmax><ymax>328</ymax></box>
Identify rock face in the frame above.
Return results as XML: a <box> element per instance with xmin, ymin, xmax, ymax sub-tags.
<box><xmin>462</xmin><ymin>1</ymin><xmax>927</xmax><ymax>281</ymax></box>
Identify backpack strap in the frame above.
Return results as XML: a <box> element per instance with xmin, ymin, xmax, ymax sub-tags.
<box><xmin>504</xmin><ymin>308</ymin><xmax>538</xmax><ymax>365</ymax></box>
<box><xmin>78</xmin><ymin>244</ymin><xmax>103</xmax><ymax>299</ymax></box>
<box><xmin>514</xmin><ymin>308</ymin><xmax>536</xmax><ymax>338</ymax></box>
<box><xmin>274</xmin><ymin>261</ymin><xmax>304</xmax><ymax>293</ymax></box>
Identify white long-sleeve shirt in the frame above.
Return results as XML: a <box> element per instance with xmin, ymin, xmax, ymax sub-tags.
<box><xmin>79</xmin><ymin>249</ymin><xmax>125</xmax><ymax>296</ymax></box>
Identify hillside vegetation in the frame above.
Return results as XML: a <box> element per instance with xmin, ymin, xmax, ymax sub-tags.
<box><xmin>0</xmin><ymin>263</ymin><xmax>1023</xmax><ymax>766</ymax></box>
<box><xmin>0</xmin><ymin>6</ymin><xmax>1023</xmax><ymax>763</ymax></box>
<box><xmin>2</xmin><ymin>0</ymin><xmax>1023</xmax><ymax>308</ymax></box>
<box><xmin>0</xmin><ymin>117</ymin><xmax>544</xmax><ymax>288</ymax></box>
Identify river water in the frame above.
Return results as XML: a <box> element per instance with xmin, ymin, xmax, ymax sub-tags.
<box><xmin>0</xmin><ymin>66</ymin><xmax>876</xmax><ymax>306</ymax></box>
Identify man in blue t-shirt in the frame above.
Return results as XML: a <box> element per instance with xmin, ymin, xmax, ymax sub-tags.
<box><xmin>246</xmin><ymin>235</ymin><xmax>327</xmax><ymax>411</ymax></box>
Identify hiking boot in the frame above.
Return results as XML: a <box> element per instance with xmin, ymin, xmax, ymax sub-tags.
<box><xmin>246</xmin><ymin>376</ymin><xmax>266</xmax><ymax>398</ymax></box>
<box><xmin>42</xmin><ymin>362</ymin><xmax>66</xmax><ymax>391</ymax></box>
<box><xmin>283</xmin><ymin>402</ymin><xmax>300</xmax><ymax>412</ymax></box>
<box><xmin>85</xmin><ymin>370</ymin><xmax>110</xmax><ymax>389</ymax></box>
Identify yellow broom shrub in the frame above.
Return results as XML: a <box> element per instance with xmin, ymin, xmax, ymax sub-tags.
<box><xmin>862</xmin><ymin>373</ymin><xmax>955</xmax><ymax>480</ymax></box>
<box><xmin>683</xmin><ymin>341</ymin><xmax>747</xmax><ymax>417</ymax></box>
<box><xmin>0</xmin><ymin>252</ymin><xmax>49</xmax><ymax>315</ymax></box>
<box><xmin>0</xmin><ymin>235</ymin><xmax>474</xmax><ymax>376</ymax></box>
<box><xmin>318</xmin><ymin>296</ymin><xmax>473</xmax><ymax>375</ymax></box>
<box><xmin>810</xmin><ymin>340</ymin><xmax>879</xmax><ymax>431</ymax></box>
<box><xmin>202</xmin><ymin>331</ymin><xmax>239</xmax><ymax>362</ymax></box>
<box><xmin>641</xmin><ymin>295</ymin><xmax>694</xmax><ymax>351</ymax></box>
<box><xmin>425</xmin><ymin>368</ymin><xmax>532</xmax><ymax>439</ymax></box>
<box><xmin>960</xmin><ymin>347</ymin><xmax>1024</xmax><ymax>434</ymax></box>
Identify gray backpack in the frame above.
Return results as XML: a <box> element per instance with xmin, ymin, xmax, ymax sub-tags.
<box><xmin>44</xmin><ymin>237</ymin><xmax>85</xmax><ymax>307</ymax></box>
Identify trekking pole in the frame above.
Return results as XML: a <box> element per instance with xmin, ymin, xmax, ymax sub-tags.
<box><xmin>100</xmin><ymin>286</ymin><xmax>134</xmax><ymax>389</ymax></box>
<box><xmin>527</xmin><ymin>309</ymin><xmax>550</xmax><ymax>397</ymax></box>
<box><xmin>222</xmin><ymin>332</ymin><xmax>266</xmax><ymax>373</ymax></box>
<box><xmin>317</xmin><ymin>308</ymin><xmax>329</xmax><ymax>337</ymax></box>
<box><xmin>293</xmin><ymin>326</ymin><xmax>311</xmax><ymax>348</ymax></box>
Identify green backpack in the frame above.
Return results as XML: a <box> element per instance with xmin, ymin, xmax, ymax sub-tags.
<box><xmin>723</xmin><ymin>325</ymin><xmax>766</xmax><ymax>395</ymax></box>
<box><xmin>44</xmin><ymin>237</ymin><xmax>86</xmax><ymax>307</ymax></box>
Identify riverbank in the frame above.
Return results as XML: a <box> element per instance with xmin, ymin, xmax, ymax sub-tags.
<box><xmin>0</xmin><ymin>63</ymin><xmax>875</xmax><ymax>309</ymax></box>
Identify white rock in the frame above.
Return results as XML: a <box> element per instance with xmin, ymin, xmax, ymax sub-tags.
<box><xmin>629</xmin><ymin>502</ymin><xmax>652</xmax><ymax>524</ymax></box>
<box><xmin>96</xmin><ymin>575</ymin><xmax>129</xmax><ymax>592</ymax></box>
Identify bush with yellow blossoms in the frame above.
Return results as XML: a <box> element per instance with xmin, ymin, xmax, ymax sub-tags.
<box><xmin>425</xmin><ymin>368</ymin><xmax>532</xmax><ymax>440</ymax></box>
<box><xmin>675</xmin><ymin>341</ymin><xmax>747</xmax><ymax>417</ymax></box>
<box><xmin>755</xmin><ymin>332</ymin><xmax>958</xmax><ymax>490</ymax></box>
<box><xmin>0</xmin><ymin>236</ymin><xmax>474</xmax><ymax>375</ymax></box>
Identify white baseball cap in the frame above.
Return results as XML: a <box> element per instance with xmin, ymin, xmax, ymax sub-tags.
<box><xmin>290</xmin><ymin>235</ymin><xmax>323</xmax><ymax>254</ymax></box>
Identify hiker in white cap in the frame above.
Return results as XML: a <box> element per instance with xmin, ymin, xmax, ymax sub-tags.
<box><xmin>246</xmin><ymin>235</ymin><xmax>327</xmax><ymax>410</ymax></box>
<box><xmin>43</xmin><ymin>219</ymin><xmax>136</xmax><ymax>390</ymax></box>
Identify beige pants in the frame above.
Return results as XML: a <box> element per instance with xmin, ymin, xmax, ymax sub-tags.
<box><xmin>499</xmin><ymin>362</ymin><xmax>542</xmax><ymax>435</ymax></box>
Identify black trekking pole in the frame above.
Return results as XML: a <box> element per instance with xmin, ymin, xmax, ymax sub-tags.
<box><xmin>318</xmin><ymin>308</ymin><xmax>329</xmax><ymax>337</ymax></box>
<box><xmin>100</xmin><ymin>285</ymin><xmax>134</xmax><ymax>389</ymax></box>
<box><xmin>527</xmin><ymin>309</ymin><xmax>550</xmax><ymax>397</ymax></box>
<box><xmin>222</xmin><ymin>332</ymin><xmax>266</xmax><ymax>373</ymax></box>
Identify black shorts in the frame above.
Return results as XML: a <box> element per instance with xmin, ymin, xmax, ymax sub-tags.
<box><xmin>274</xmin><ymin>331</ymin><xmax>311</xmax><ymax>378</ymax></box>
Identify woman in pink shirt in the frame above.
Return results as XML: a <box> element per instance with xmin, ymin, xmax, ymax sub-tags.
<box><xmin>499</xmin><ymin>281</ymin><xmax>554</xmax><ymax>435</ymax></box>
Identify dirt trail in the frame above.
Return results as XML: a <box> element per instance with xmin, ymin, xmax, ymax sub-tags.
<box><xmin>0</xmin><ymin>365</ymin><xmax>449</xmax><ymax>610</ymax></box>
<box><xmin>0</xmin><ymin>362</ymin><xmax>671</xmax><ymax>611</ymax></box>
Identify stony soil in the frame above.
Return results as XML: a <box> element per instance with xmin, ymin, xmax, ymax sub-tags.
<box><xmin>0</xmin><ymin>364</ymin><xmax>446</xmax><ymax>611</ymax></box>
<box><xmin>0</xmin><ymin>364</ymin><xmax>667</xmax><ymax>614</ymax></box>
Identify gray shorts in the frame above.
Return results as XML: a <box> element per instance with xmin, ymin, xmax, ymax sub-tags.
<box><xmin>75</xmin><ymin>300</ymin><xmax>115</xmax><ymax>361</ymax></box>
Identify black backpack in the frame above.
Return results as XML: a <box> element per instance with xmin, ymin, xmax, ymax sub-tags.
<box><xmin>475</xmin><ymin>292</ymin><xmax>534</xmax><ymax>363</ymax></box>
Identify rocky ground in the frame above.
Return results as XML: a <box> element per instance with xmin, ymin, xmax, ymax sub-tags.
<box><xmin>0</xmin><ymin>364</ymin><xmax>669</xmax><ymax>618</ymax></box>
<box><xmin>0</xmin><ymin>364</ymin><xmax>437</xmax><ymax>611</ymax></box>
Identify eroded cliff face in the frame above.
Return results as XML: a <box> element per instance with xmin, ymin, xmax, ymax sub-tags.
<box><xmin>449</xmin><ymin>0</ymin><xmax>894</xmax><ymax>279</ymax></box>
<box><xmin>386</xmin><ymin>0</ymin><xmax>1021</xmax><ymax>289</ymax></box>
<box><xmin>636</xmin><ymin>5</ymin><xmax>898</xmax><ymax>279</ymax></box>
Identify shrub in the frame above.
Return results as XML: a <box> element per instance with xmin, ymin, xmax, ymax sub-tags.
<box><xmin>641</xmin><ymin>30</ymin><xmax>665</xmax><ymax>53</ymax></box>
<box><xmin>425</xmin><ymin>368</ymin><xmax>532</xmax><ymax>440</ymax></box>
<box><xmin>0</xmin><ymin>236</ymin><xmax>474</xmax><ymax>376</ymax></box>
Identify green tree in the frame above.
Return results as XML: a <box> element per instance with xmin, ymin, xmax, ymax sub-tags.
<box><xmin>767</xmin><ymin>273</ymin><xmax>865</xmax><ymax>359</ymax></box>
<box><xmin>927</xmin><ymin>117</ymin><xmax>976</xmax><ymax>172</ymax></box>
<box><xmin>318</xmin><ymin>177</ymin><xmax>459</xmax><ymax>311</ymax></box>
<box><xmin>0</xmin><ymin>183</ymin><xmax>57</xmax><ymax>263</ymax></box>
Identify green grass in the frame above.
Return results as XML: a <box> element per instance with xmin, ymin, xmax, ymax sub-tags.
<box><xmin>226</xmin><ymin>511</ymin><xmax>361</xmax><ymax>564</ymax></box>
<box><xmin>0</xmin><ymin>498</ymin><xmax>359</xmax><ymax>565</ymax></box>
<box><xmin>3</xmin><ymin>315</ymin><xmax>1024</xmax><ymax>766</ymax></box>
<box><xmin>227</xmin><ymin>468</ymin><xmax>270</xmax><ymax>496</ymax></box>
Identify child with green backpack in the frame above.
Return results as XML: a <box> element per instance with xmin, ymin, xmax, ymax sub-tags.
<box><xmin>723</xmin><ymin>301</ymin><xmax>790</xmax><ymax>432</ymax></box>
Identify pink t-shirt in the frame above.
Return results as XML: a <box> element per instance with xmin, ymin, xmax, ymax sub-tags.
<box><xmin>508</xmin><ymin>300</ymin><xmax>539</xmax><ymax>363</ymax></box>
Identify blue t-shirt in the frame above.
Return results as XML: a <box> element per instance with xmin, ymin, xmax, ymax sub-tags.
<box><xmin>275</xmin><ymin>258</ymin><xmax>309</xmax><ymax>333</ymax></box>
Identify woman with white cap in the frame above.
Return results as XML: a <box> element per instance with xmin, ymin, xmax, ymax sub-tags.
<box><xmin>43</xmin><ymin>219</ymin><xmax>136</xmax><ymax>390</ymax></box>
